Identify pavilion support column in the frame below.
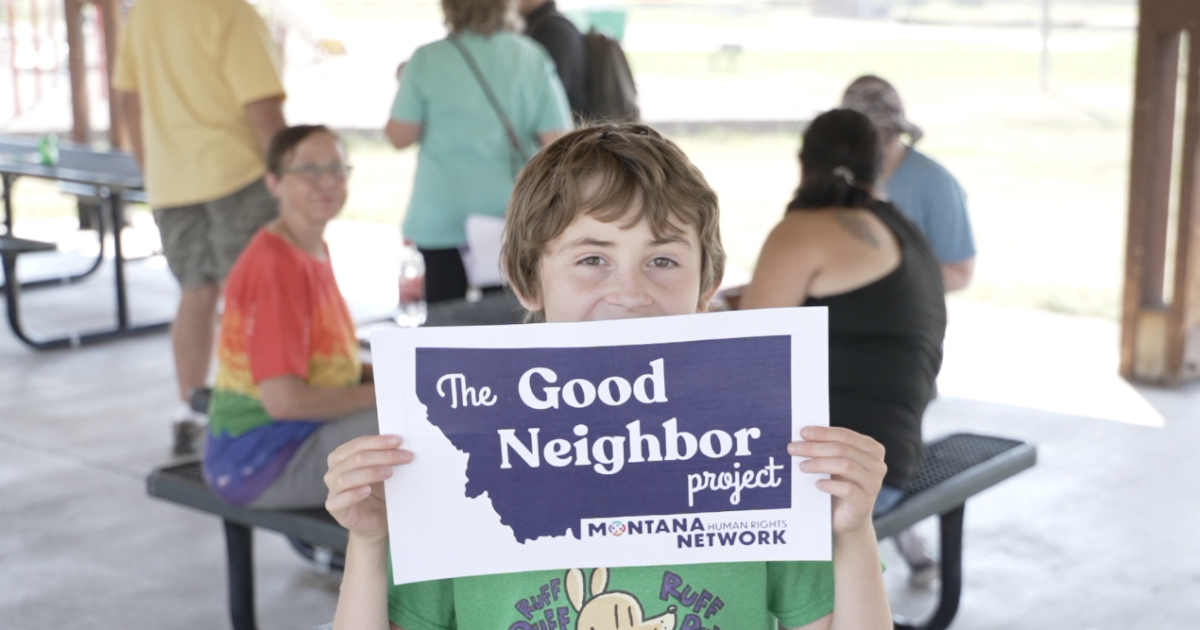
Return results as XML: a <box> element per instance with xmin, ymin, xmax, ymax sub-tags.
<box><xmin>63</xmin><ymin>0</ymin><xmax>124</xmax><ymax>146</ymax></box>
<box><xmin>1121</xmin><ymin>0</ymin><xmax>1200</xmax><ymax>385</ymax></box>
<box><xmin>65</xmin><ymin>0</ymin><xmax>89</xmax><ymax>143</ymax></box>
<box><xmin>98</xmin><ymin>0</ymin><xmax>124</xmax><ymax>149</ymax></box>
<box><xmin>1167</xmin><ymin>38</ymin><xmax>1200</xmax><ymax>382</ymax></box>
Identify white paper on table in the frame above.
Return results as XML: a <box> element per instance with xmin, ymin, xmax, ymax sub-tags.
<box><xmin>370</xmin><ymin>308</ymin><xmax>830</xmax><ymax>585</ymax></box>
<box><xmin>461</xmin><ymin>214</ymin><xmax>506</xmax><ymax>288</ymax></box>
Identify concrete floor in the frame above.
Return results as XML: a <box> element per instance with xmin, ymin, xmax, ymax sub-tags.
<box><xmin>2</xmin><ymin>221</ymin><xmax>1199</xmax><ymax>629</ymax></box>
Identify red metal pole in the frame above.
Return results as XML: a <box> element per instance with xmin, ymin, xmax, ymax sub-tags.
<box><xmin>96</xmin><ymin>0</ymin><xmax>108</xmax><ymax>100</ymax></box>
<box><xmin>7</xmin><ymin>0</ymin><xmax>20</xmax><ymax>116</ymax></box>
<box><xmin>31</xmin><ymin>0</ymin><xmax>42</xmax><ymax>101</ymax></box>
<box><xmin>66</xmin><ymin>0</ymin><xmax>89</xmax><ymax>142</ymax></box>
<box><xmin>49</xmin><ymin>0</ymin><xmax>59</xmax><ymax>84</ymax></box>
<box><xmin>98</xmin><ymin>0</ymin><xmax>122</xmax><ymax>147</ymax></box>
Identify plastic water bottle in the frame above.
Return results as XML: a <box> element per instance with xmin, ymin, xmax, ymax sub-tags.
<box><xmin>396</xmin><ymin>240</ymin><xmax>427</xmax><ymax>327</ymax></box>
<box><xmin>37</xmin><ymin>134</ymin><xmax>58</xmax><ymax>166</ymax></box>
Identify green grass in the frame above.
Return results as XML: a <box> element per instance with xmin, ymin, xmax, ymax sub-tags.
<box><xmin>619</xmin><ymin>37</ymin><xmax>1136</xmax><ymax>318</ymax></box>
<box><xmin>4</xmin><ymin>178</ymin><xmax>94</xmax><ymax>220</ymax></box>
<box><xmin>11</xmin><ymin>5</ymin><xmax>1142</xmax><ymax>319</ymax></box>
<box><xmin>322</xmin><ymin>1</ymin><xmax>442</xmax><ymax>23</ymax></box>
<box><xmin>340</xmin><ymin>134</ymin><xmax>414</xmax><ymax>225</ymax></box>
<box><xmin>319</xmin><ymin>3</ymin><xmax>1139</xmax><ymax>317</ymax></box>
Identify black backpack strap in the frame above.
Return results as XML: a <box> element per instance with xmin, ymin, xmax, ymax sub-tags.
<box><xmin>449</xmin><ymin>34</ymin><xmax>529</xmax><ymax>176</ymax></box>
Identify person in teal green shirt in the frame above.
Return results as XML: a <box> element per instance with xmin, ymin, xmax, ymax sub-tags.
<box><xmin>385</xmin><ymin>0</ymin><xmax>572</xmax><ymax>303</ymax></box>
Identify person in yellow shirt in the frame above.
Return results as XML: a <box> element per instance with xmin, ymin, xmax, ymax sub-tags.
<box><xmin>112</xmin><ymin>0</ymin><xmax>288</xmax><ymax>455</ymax></box>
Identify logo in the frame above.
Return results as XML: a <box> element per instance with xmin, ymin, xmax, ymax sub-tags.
<box><xmin>608</xmin><ymin>521</ymin><xmax>627</xmax><ymax>537</ymax></box>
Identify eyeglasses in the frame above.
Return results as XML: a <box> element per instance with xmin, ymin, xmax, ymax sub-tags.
<box><xmin>281</xmin><ymin>163</ymin><xmax>353</xmax><ymax>183</ymax></box>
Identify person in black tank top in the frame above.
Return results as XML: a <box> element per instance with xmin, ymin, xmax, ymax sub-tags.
<box><xmin>803</xmin><ymin>200</ymin><xmax>945</xmax><ymax>492</ymax></box>
<box><xmin>741</xmin><ymin>108</ymin><xmax>947</xmax><ymax>498</ymax></box>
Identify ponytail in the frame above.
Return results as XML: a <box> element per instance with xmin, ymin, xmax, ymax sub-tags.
<box><xmin>789</xmin><ymin>164</ymin><xmax>873</xmax><ymax>210</ymax></box>
<box><xmin>788</xmin><ymin>108</ymin><xmax>881</xmax><ymax>212</ymax></box>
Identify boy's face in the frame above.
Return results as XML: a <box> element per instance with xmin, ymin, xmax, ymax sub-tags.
<box><xmin>516</xmin><ymin>211</ymin><xmax>714</xmax><ymax>323</ymax></box>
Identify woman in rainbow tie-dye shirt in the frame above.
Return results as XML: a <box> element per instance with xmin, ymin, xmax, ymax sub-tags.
<box><xmin>204</xmin><ymin>125</ymin><xmax>377</xmax><ymax>509</ymax></box>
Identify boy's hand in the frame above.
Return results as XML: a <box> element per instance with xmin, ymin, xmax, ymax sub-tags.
<box><xmin>788</xmin><ymin>426</ymin><xmax>886</xmax><ymax>538</ymax></box>
<box><xmin>324</xmin><ymin>434</ymin><xmax>413</xmax><ymax>543</ymax></box>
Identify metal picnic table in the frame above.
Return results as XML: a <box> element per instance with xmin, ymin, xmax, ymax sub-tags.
<box><xmin>0</xmin><ymin>135</ymin><xmax>168</xmax><ymax>349</ymax></box>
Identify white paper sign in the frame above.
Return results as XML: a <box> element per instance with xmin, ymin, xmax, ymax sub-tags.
<box><xmin>461</xmin><ymin>214</ymin><xmax>506</xmax><ymax>288</ymax></box>
<box><xmin>371</xmin><ymin>308</ymin><xmax>830</xmax><ymax>586</ymax></box>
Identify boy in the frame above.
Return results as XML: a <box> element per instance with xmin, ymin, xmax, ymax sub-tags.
<box><xmin>324</xmin><ymin>125</ymin><xmax>892</xmax><ymax>630</ymax></box>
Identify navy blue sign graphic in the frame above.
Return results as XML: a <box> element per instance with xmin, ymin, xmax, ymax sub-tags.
<box><xmin>416</xmin><ymin>336</ymin><xmax>792</xmax><ymax>542</ymax></box>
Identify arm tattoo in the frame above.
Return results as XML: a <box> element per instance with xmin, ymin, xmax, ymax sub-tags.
<box><xmin>834</xmin><ymin>211</ymin><xmax>881</xmax><ymax>248</ymax></box>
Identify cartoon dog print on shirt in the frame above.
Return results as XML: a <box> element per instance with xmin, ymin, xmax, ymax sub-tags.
<box><xmin>566</xmin><ymin>568</ymin><xmax>677</xmax><ymax>630</ymax></box>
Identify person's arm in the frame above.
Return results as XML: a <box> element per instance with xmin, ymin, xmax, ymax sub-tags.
<box><xmin>385</xmin><ymin>119</ymin><xmax>423</xmax><ymax>149</ymax></box>
<box><xmin>337</xmin><ymin>533</ymin><xmax>400</xmax><ymax>630</ymax></box>
<box><xmin>388</xmin><ymin>54</ymin><xmax>428</xmax><ymax>150</ymax></box>
<box><xmin>326</xmin><ymin>434</ymin><xmax>413</xmax><ymax>630</ymax></box>
<box><xmin>113</xmin><ymin>89</ymin><xmax>145</xmax><ymax>170</ymax></box>
<box><xmin>918</xmin><ymin>164</ymin><xmax>975</xmax><ymax>292</ymax></box>
<box><xmin>786</xmin><ymin>427</ymin><xmax>892</xmax><ymax>630</ymax></box>
<box><xmin>941</xmin><ymin>257</ymin><xmax>974</xmax><ymax>292</ymax></box>
<box><xmin>244</xmin><ymin>95</ymin><xmax>287</xmax><ymax>158</ymax></box>
<box><xmin>740</xmin><ymin>216</ymin><xmax>822</xmax><ymax>309</ymax></box>
<box><xmin>258</xmin><ymin>375</ymin><xmax>375</xmax><ymax>420</ymax></box>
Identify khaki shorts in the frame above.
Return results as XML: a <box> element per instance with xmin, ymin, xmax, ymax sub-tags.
<box><xmin>152</xmin><ymin>178</ymin><xmax>278</xmax><ymax>289</ymax></box>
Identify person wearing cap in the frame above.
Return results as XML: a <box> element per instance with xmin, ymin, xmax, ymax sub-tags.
<box><xmin>841</xmin><ymin>75</ymin><xmax>976</xmax><ymax>292</ymax></box>
<box><xmin>838</xmin><ymin>75</ymin><xmax>971</xmax><ymax>588</ymax></box>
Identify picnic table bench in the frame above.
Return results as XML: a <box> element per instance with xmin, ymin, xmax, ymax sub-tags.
<box><xmin>148</xmin><ymin>431</ymin><xmax>1034</xmax><ymax>630</ymax></box>
<box><xmin>146</xmin><ymin>293</ymin><xmax>1036</xmax><ymax>630</ymax></box>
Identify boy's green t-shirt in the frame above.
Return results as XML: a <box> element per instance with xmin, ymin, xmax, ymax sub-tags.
<box><xmin>389</xmin><ymin>561</ymin><xmax>834</xmax><ymax>630</ymax></box>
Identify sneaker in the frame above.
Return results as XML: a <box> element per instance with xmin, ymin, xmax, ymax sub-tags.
<box><xmin>894</xmin><ymin>527</ymin><xmax>940</xmax><ymax>589</ymax></box>
<box><xmin>286</xmin><ymin>536</ymin><xmax>346</xmax><ymax>574</ymax></box>
<box><xmin>188</xmin><ymin>387</ymin><xmax>213</xmax><ymax>414</ymax></box>
<box><xmin>907</xmin><ymin>558</ymin><xmax>939</xmax><ymax>590</ymax></box>
<box><xmin>172</xmin><ymin>418</ymin><xmax>205</xmax><ymax>456</ymax></box>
